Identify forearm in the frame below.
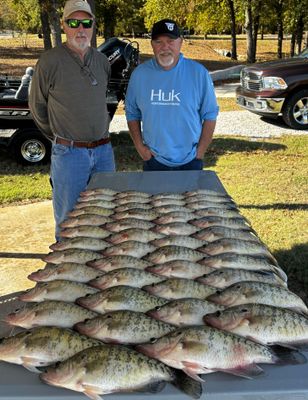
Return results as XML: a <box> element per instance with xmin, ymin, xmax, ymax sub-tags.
<box><xmin>127</xmin><ymin>120</ymin><xmax>152</xmax><ymax>160</ymax></box>
<box><xmin>196</xmin><ymin>120</ymin><xmax>216</xmax><ymax>159</ymax></box>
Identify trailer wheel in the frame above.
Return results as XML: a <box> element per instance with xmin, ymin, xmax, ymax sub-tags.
<box><xmin>282</xmin><ymin>89</ymin><xmax>308</xmax><ymax>130</ymax></box>
<box><xmin>10</xmin><ymin>129</ymin><xmax>51</xmax><ymax>165</ymax></box>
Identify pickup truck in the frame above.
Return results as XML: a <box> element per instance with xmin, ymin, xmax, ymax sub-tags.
<box><xmin>236</xmin><ymin>48</ymin><xmax>308</xmax><ymax>130</ymax></box>
<box><xmin>0</xmin><ymin>37</ymin><xmax>139</xmax><ymax>165</ymax></box>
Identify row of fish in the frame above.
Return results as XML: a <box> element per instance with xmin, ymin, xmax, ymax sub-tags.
<box><xmin>1</xmin><ymin>187</ymin><xmax>307</xmax><ymax>400</ymax></box>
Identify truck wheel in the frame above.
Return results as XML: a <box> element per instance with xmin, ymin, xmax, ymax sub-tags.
<box><xmin>10</xmin><ymin>129</ymin><xmax>51</xmax><ymax>165</ymax></box>
<box><xmin>282</xmin><ymin>89</ymin><xmax>308</xmax><ymax>130</ymax></box>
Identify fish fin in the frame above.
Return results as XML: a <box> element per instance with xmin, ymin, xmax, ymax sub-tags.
<box><xmin>172</xmin><ymin>369</ymin><xmax>203</xmax><ymax>399</ymax></box>
<box><xmin>214</xmin><ymin>363</ymin><xmax>263</xmax><ymax>379</ymax></box>
<box><xmin>142</xmin><ymin>381</ymin><xmax>166</xmax><ymax>393</ymax></box>
<box><xmin>268</xmin><ymin>342</ymin><xmax>299</xmax><ymax>351</ymax></box>
<box><xmin>270</xmin><ymin>345</ymin><xmax>307</xmax><ymax>365</ymax></box>
<box><xmin>181</xmin><ymin>362</ymin><xmax>206</xmax><ymax>382</ymax></box>
<box><xmin>23</xmin><ymin>363</ymin><xmax>42</xmax><ymax>374</ymax></box>
<box><xmin>83</xmin><ymin>387</ymin><xmax>103</xmax><ymax>400</ymax></box>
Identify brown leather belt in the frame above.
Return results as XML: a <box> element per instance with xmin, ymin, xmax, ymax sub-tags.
<box><xmin>55</xmin><ymin>136</ymin><xmax>110</xmax><ymax>148</ymax></box>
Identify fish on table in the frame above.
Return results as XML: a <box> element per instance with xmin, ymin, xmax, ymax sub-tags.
<box><xmin>206</xmin><ymin>281</ymin><xmax>308</xmax><ymax>314</ymax></box>
<box><xmin>87</xmin><ymin>255</ymin><xmax>152</xmax><ymax>271</ymax></box>
<box><xmin>136</xmin><ymin>325</ymin><xmax>306</xmax><ymax>381</ymax></box>
<box><xmin>147</xmin><ymin>298</ymin><xmax>225</xmax><ymax>326</ymax></box>
<box><xmin>59</xmin><ymin>225</ymin><xmax>111</xmax><ymax>239</ymax></box>
<box><xmin>0</xmin><ymin>326</ymin><xmax>101</xmax><ymax>373</ymax></box>
<box><xmin>28</xmin><ymin>262</ymin><xmax>103</xmax><ymax>283</ymax></box>
<box><xmin>204</xmin><ymin>303</ymin><xmax>308</xmax><ymax>348</ymax></box>
<box><xmin>74</xmin><ymin>310</ymin><xmax>175</xmax><ymax>344</ymax></box>
<box><xmin>40</xmin><ymin>344</ymin><xmax>202</xmax><ymax>399</ymax></box>
<box><xmin>76</xmin><ymin>285</ymin><xmax>168</xmax><ymax>314</ymax></box>
<box><xmin>144</xmin><ymin>245</ymin><xmax>205</xmax><ymax>264</ymax></box>
<box><xmin>18</xmin><ymin>280</ymin><xmax>98</xmax><ymax>303</ymax></box>
<box><xmin>49</xmin><ymin>237</ymin><xmax>111</xmax><ymax>252</ymax></box>
<box><xmin>42</xmin><ymin>249</ymin><xmax>102</xmax><ymax>264</ymax></box>
<box><xmin>88</xmin><ymin>267</ymin><xmax>164</xmax><ymax>290</ymax></box>
<box><xmin>146</xmin><ymin>260</ymin><xmax>216</xmax><ymax>279</ymax></box>
<box><xmin>3</xmin><ymin>300</ymin><xmax>97</xmax><ymax>329</ymax></box>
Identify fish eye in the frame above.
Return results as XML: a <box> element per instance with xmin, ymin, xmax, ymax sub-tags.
<box><xmin>150</xmin><ymin>337</ymin><xmax>157</xmax><ymax>343</ymax></box>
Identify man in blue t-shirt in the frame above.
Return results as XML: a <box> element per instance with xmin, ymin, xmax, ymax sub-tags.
<box><xmin>125</xmin><ymin>18</ymin><xmax>219</xmax><ymax>171</ymax></box>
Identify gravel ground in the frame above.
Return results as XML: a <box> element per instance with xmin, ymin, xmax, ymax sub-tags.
<box><xmin>110</xmin><ymin>111</ymin><xmax>307</xmax><ymax>138</ymax></box>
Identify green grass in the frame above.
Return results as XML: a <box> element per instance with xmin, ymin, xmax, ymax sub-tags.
<box><xmin>0</xmin><ymin>134</ymin><xmax>307</xmax><ymax>296</ymax></box>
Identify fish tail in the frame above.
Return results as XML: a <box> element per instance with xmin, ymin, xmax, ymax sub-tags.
<box><xmin>271</xmin><ymin>345</ymin><xmax>307</xmax><ymax>365</ymax></box>
<box><xmin>172</xmin><ymin>369</ymin><xmax>203</xmax><ymax>399</ymax></box>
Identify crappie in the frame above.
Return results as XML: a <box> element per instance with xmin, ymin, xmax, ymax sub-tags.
<box><xmin>194</xmin><ymin>207</ymin><xmax>242</xmax><ymax>218</ymax></box>
<box><xmin>114</xmin><ymin>203</ymin><xmax>153</xmax><ymax>212</ymax></box>
<box><xmin>151</xmin><ymin>235</ymin><xmax>204</xmax><ymax>249</ymax></box>
<box><xmin>74</xmin><ymin>199</ymin><xmax>116</xmax><ymax>209</ymax></box>
<box><xmin>147</xmin><ymin>298</ymin><xmax>224</xmax><ymax>326</ymax></box>
<box><xmin>204</xmin><ymin>303</ymin><xmax>308</xmax><ymax>348</ymax></box>
<box><xmin>0</xmin><ymin>326</ymin><xmax>100</xmax><ymax>373</ymax></box>
<box><xmin>106</xmin><ymin>228</ymin><xmax>164</xmax><ymax>244</ymax></box>
<box><xmin>206</xmin><ymin>281</ymin><xmax>308</xmax><ymax>314</ymax></box>
<box><xmin>75</xmin><ymin>310</ymin><xmax>175</xmax><ymax>344</ymax></box>
<box><xmin>67</xmin><ymin>206</ymin><xmax>114</xmax><ymax>217</ymax></box>
<box><xmin>19</xmin><ymin>280</ymin><xmax>98</xmax><ymax>302</ymax></box>
<box><xmin>152</xmin><ymin>193</ymin><xmax>185</xmax><ymax>200</ymax></box>
<box><xmin>77</xmin><ymin>193</ymin><xmax>114</xmax><ymax>202</ymax></box>
<box><xmin>49</xmin><ymin>237</ymin><xmax>111</xmax><ymax>251</ymax></box>
<box><xmin>185</xmin><ymin>189</ymin><xmax>230</xmax><ymax>197</ymax></box>
<box><xmin>153</xmin><ymin>222</ymin><xmax>199</xmax><ymax>236</ymax></box>
<box><xmin>115</xmin><ymin>190</ymin><xmax>151</xmax><ymax>198</ymax></box>
<box><xmin>102</xmin><ymin>240</ymin><xmax>156</xmax><ymax>258</ymax></box>
<box><xmin>146</xmin><ymin>260</ymin><xmax>215</xmax><ymax>279</ymax></box>
<box><xmin>42</xmin><ymin>249</ymin><xmax>102</xmax><ymax>264</ymax></box>
<box><xmin>144</xmin><ymin>245</ymin><xmax>205</xmax><ymax>264</ymax></box>
<box><xmin>198</xmin><ymin>253</ymin><xmax>287</xmax><ymax>282</ymax></box>
<box><xmin>136</xmin><ymin>325</ymin><xmax>305</xmax><ymax>381</ymax></box>
<box><xmin>40</xmin><ymin>344</ymin><xmax>202</xmax><ymax>399</ymax></box>
<box><xmin>186</xmin><ymin>201</ymin><xmax>236</xmax><ymax>210</ymax></box>
<box><xmin>115</xmin><ymin>196</ymin><xmax>151</xmax><ymax>204</ymax></box>
<box><xmin>59</xmin><ymin>225</ymin><xmax>111</xmax><ymax>239</ymax></box>
<box><xmin>104</xmin><ymin>218</ymin><xmax>155</xmax><ymax>232</ymax></box>
<box><xmin>190</xmin><ymin>216</ymin><xmax>250</xmax><ymax>229</ymax></box>
<box><xmin>185</xmin><ymin>194</ymin><xmax>233</xmax><ymax>204</ymax></box>
<box><xmin>151</xmin><ymin>198</ymin><xmax>186</xmax><ymax>207</ymax></box>
<box><xmin>197</xmin><ymin>267</ymin><xmax>287</xmax><ymax>288</ymax></box>
<box><xmin>111</xmin><ymin>209</ymin><xmax>158</xmax><ymax>221</ymax></box>
<box><xmin>153</xmin><ymin>205</ymin><xmax>190</xmax><ymax>214</ymax></box>
<box><xmin>198</xmin><ymin>238</ymin><xmax>275</xmax><ymax>261</ymax></box>
<box><xmin>89</xmin><ymin>267</ymin><xmax>164</xmax><ymax>290</ymax></box>
<box><xmin>154</xmin><ymin>211</ymin><xmax>196</xmax><ymax>224</ymax></box>
<box><xmin>143</xmin><ymin>277</ymin><xmax>216</xmax><ymax>300</ymax></box>
<box><xmin>28</xmin><ymin>262</ymin><xmax>103</xmax><ymax>283</ymax></box>
<box><xmin>80</xmin><ymin>188</ymin><xmax>118</xmax><ymax>196</ymax></box>
<box><xmin>87</xmin><ymin>255</ymin><xmax>151</xmax><ymax>271</ymax></box>
<box><xmin>76</xmin><ymin>285</ymin><xmax>167</xmax><ymax>313</ymax></box>
<box><xmin>4</xmin><ymin>300</ymin><xmax>97</xmax><ymax>329</ymax></box>
<box><xmin>59</xmin><ymin>214</ymin><xmax>112</xmax><ymax>228</ymax></box>
<box><xmin>193</xmin><ymin>226</ymin><xmax>259</xmax><ymax>243</ymax></box>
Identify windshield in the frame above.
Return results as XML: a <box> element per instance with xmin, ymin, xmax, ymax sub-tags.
<box><xmin>298</xmin><ymin>47</ymin><xmax>308</xmax><ymax>58</ymax></box>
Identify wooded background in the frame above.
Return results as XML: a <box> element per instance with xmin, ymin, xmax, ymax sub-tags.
<box><xmin>0</xmin><ymin>0</ymin><xmax>307</xmax><ymax>63</ymax></box>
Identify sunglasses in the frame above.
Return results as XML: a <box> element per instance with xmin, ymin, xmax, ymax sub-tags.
<box><xmin>65</xmin><ymin>19</ymin><xmax>94</xmax><ymax>29</ymax></box>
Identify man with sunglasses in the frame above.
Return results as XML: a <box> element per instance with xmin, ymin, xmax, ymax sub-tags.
<box><xmin>29</xmin><ymin>0</ymin><xmax>115</xmax><ymax>240</ymax></box>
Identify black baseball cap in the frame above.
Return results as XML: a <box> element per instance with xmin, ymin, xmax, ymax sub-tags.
<box><xmin>151</xmin><ymin>19</ymin><xmax>181</xmax><ymax>40</ymax></box>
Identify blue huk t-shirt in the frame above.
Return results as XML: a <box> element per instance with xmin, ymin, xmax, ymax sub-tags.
<box><xmin>125</xmin><ymin>53</ymin><xmax>219</xmax><ymax>167</ymax></box>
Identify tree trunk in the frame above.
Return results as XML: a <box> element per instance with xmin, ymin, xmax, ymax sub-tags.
<box><xmin>37</xmin><ymin>0</ymin><xmax>52</xmax><ymax>50</ymax></box>
<box><xmin>290</xmin><ymin>32</ymin><xmax>296</xmax><ymax>57</ymax></box>
<box><xmin>87</xmin><ymin>0</ymin><xmax>97</xmax><ymax>48</ymax></box>
<box><xmin>102</xmin><ymin>4</ymin><xmax>117</xmax><ymax>40</ymax></box>
<box><xmin>295</xmin><ymin>14</ymin><xmax>304</xmax><ymax>53</ymax></box>
<box><xmin>49</xmin><ymin>0</ymin><xmax>62</xmax><ymax>47</ymax></box>
<box><xmin>245</xmin><ymin>1</ymin><xmax>255</xmax><ymax>63</ymax></box>
<box><xmin>275</xmin><ymin>0</ymin><xmax>284</xmax><ymax>59</ymax></box>
<box><xmin>227</xmin><ymin>0</ymin><xmax>237</xmax><ymax>60</ymax></box>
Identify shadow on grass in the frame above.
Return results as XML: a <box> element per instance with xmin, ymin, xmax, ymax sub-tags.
<box><xmin>273</xmin><ymin>243</ymin><xmax>308</xmax><ymax>302</ymax></box>
<box><xmin>0</xmin><ymin>133</ymin><xmax>286</xmax><ymax>175</ymax></box>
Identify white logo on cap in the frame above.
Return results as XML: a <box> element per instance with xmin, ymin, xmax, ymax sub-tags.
<box><xmin>165</xmin><ymin>23</ymin><xmax>175</xmax><ymax>31</ymax></box>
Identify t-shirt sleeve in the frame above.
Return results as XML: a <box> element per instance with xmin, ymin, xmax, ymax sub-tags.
<box><xmin>125</xmin><ymin>70</ymin><xmax>142</xmax><ymax>121</ymax></box>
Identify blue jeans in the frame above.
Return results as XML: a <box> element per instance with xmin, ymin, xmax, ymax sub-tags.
<box><xmin>50</xmin><ymin>142</ymin><xmax>115</xmax><ymax>240</ymax></box>
<box><xmin>143</xmin><ymin>157</ymin><xmax>203</xmax><ymax>171</ymax></box>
